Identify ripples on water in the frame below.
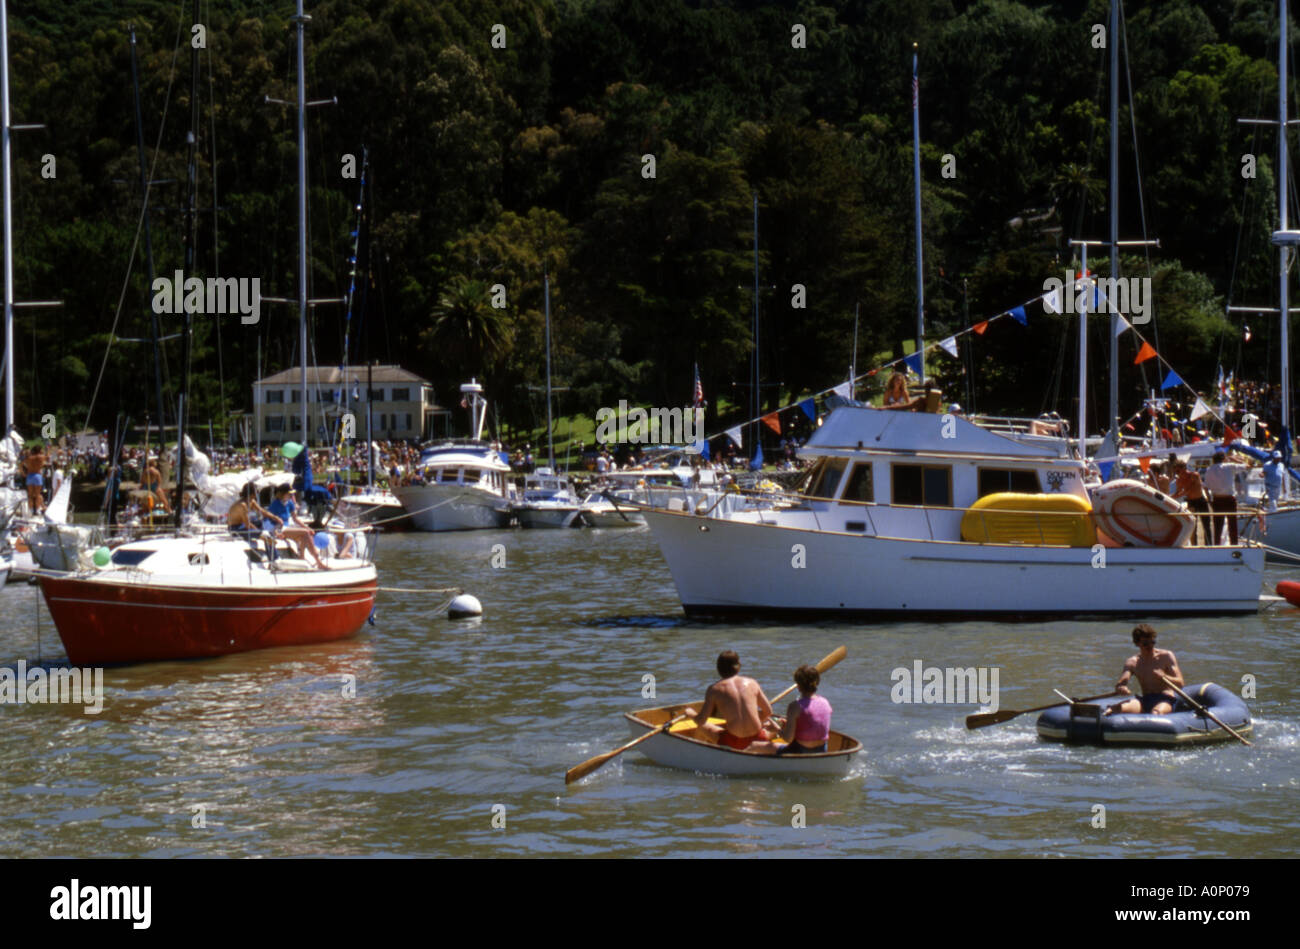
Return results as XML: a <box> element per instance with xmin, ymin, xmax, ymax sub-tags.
<box><xmin>0</xmin><ymin>528</ymin><xmax>1296</xmax><ymax>857</ymax></box>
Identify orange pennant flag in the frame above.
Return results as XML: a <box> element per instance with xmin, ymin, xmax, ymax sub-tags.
<box><xmin>1138</xmin><ymin>456</ymin><xmax>1151</xmax><ymax>473</ymax></box>
<box><xmin>973</xmin><ymin>321</ymin><xmax>989</xmax><ymax>335</ymax></box>
<box><xmin>761</xmin><ymin>412</ymin><xmax>781</xmax><ymax>434</ymax></box>
<box><xmin>1134</xmin><ymin>341</ymin><xmax>1157</xmax><ymax>364</ymax></box>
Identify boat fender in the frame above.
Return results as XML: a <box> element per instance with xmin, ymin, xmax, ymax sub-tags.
<box><xmin>449</xmin><ymin>593</ymin><xmax>483</xmax><ymax>619</ymax></box>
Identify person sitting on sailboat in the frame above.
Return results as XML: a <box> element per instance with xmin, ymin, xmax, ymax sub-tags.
<box><xmin>228</xmin><ymin>482</ymin><xmax>281</xmax><ymax>542</ymax></box>
<box><xmin>268</xmin><ymin>484</ymin><xmax>327</xmax><ymax>569</ymax></box>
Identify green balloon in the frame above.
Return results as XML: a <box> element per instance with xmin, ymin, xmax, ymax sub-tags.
<box><xmin>281</xmin><ymin>442</ymin><xmax>303</xmax><ymax>459</ymax></box>
<box><xmin>92</xmin><ymin>546</ymin><xmax>111</xmax><ymax>567</ymax></box>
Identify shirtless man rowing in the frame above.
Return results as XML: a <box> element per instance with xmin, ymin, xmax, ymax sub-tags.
<box><xmin>684</xmin><ymin>650</ymin><xmax>775</xmax><ymax>750</ymax></box>
<box><xmin>1104</xmin><ymin>624</ymin><xmax>1184</xmax><ymax>716</ymax></box>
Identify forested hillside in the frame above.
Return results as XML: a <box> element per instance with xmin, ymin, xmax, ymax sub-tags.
<box><xmin>2</xmin><ymin>0</ymin><xmax>1290</xmax><ymax>439</ymax></box>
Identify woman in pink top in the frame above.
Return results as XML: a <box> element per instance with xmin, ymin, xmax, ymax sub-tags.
<box><xmin>757</xmin><ymin>664</ymin><xmax>831</xmax><ymax>754</ymax></box>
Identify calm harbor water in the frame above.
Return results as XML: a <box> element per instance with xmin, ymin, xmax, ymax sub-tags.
<box><xmin>0</xmin><ymin>526</ymin><xmax>1296</xmax><ymax>858</ymax></box>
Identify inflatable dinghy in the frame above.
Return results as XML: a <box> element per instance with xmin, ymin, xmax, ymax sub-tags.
<box><xmin>960</xmin><ymin>492</ymin><xmax>1095</xmax><ymax>546</ymax></box>
<box><xmin>1090</xmin><ymin>479</ymin><xmax>1193</xmax><ymax>547</ymax></box>
<box><xmin>1036</xmin><ymin>682</ymin><xmax>1251</xmax><ymax>746</ymax></box>
<box><xmin>1276</xmin><ymin>580</ymin><xmax>1300</xmax><ymax>607</ymax></box>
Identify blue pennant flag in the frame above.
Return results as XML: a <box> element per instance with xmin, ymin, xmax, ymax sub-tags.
<box><xmin>1010</xmin><ymin>305</ymin><xmax>1027</xmax><ymax>326</ymax></box>
<box><xmin>903</xmin><ymin>352</ymin><xmax>923</xmax><ymax>377</ymax></box>
<box><xmin>799</xmin><ymin>398</ymin><xmax>817</xmax><ymax>421</ymax></box>
<box><xmin>695</xmin><ymin>437</ymin><xmax>711</xmax><ymax>461</ymax></box>
<box><xmin>1160</xmin><ymin>370</ymin><xmax>1183</xmax><ymax>391</ymax></box>
<box><xmin>1097</xmin><ymin>460</ymin><xmax>1114</xmax><ymax>482</ymax></box>
<box><xmin>749</xmin><ymin>443</ymin><xmax>764</xmax><ymax>471</ymax></box>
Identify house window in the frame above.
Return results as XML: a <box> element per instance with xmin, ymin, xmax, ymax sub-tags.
<box><xmin>891</xmin><ymin>464</ymin><xmax>952</xmax><ymax>506</ymax></box>
<box><xmin>265</xmin><ymin>389</ymin><xmax>284</xmax><ymax>404</ymax></box>
<box><xmin>977</xmin><ymin>468</ymin><xmax>1042</xmax><ymax>498</ymax></box>
<box><xmin>289</xmin><ymin>416</ymin><xmax>301</xmax><ymax>431</ymax></box>
<box><xmin>404</xmin><ymin>413</ymin><xmax>412</xmax><ymax>431</ymax></box>
<box><xmin>369</xmin><ymin>388</ymin><xmax>385</xmax><ymax>401</ymax></box>
<box><xmin>391</xmin><ymin>387</ymin><xmax>410</xmax><ymax>401</ymax></box>
<box><xmin>290</xmin><ymin>390</ymin><xmax>300</xmax><ymax>403</ymax></box>
<box><xmin>841</xmin><ymin>463</ymin><xmax>873</xmax><ymax>503</ymax></box>
<box><xmin>265</xmin><ymin>416</ymin><xmax>284</xmax><ymax>432</ymax></box>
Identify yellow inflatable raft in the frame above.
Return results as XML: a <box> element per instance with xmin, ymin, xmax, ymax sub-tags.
<box><xmin>960</xmin><ymin>492</ymin><xmax>1095</xmax><ymax>546</ymax></box>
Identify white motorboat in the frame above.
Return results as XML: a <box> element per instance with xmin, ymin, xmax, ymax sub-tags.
<box><xmin>641</xmin><ymin>405</ymin><xmax>1264</xmax><ymax>618</ymax></box>
<box><xmin>577</xmin><ymin>489</ymin><xmax>645</xmax><ymax>528</ymax></box>
<box><xmin>392</xmin><ymin>381</ymin><xmax>512</xmax><ymax>531</ymax></box>
<box><xmin>513</xmin><ymin>468</ymin><xmax>582</xmax><ymax>528</ymax></box>
<box><xmin>335</xmin><ymin>487</ymin><xmax>410</xmax><ymax>530</ymax></box>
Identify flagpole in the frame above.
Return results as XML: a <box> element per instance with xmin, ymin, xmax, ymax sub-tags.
<box><xmin>912</xmin><ymin>44</ymin><xmax>925</xmax><ymax>382</ymax></box>
<box><xmin>851</xmin><ymin>302</ymin><xmax>859</xmax><ymax>400</ymax></box>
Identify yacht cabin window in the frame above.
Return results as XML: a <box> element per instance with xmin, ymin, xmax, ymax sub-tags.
<box><xmin>439</xmin><ymin>468</ymin><xmax>460</xmax><ymax>483</ymax></box>
<box><xmin>807</xmin><ymin>457</ymin><xmax>849</xmax><ymax>500</ymax></box>
<box><xmin>840</xmin><ymin>463</ymin><xmax>874</xmax><ymax>504</ymax></box>
<box><xmin>463</xmin><ymin>468</ymin><xmax>481</xmax><ymax>484</ymax></box>
<box><xmin>891</xmin><ymin>464</ymin><xmax>952</xmax><ymax>507</ymax></box>
<box><xmin>977</xmin><ymin>467</ymin><xmax>1041</xmax><ymax>498</ymax></box>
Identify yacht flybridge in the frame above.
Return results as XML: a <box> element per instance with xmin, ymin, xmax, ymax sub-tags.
<box><xmin>640</xmin><ymin>403</ymin><xmax>1265</xmax><ymax>618</ymax></box>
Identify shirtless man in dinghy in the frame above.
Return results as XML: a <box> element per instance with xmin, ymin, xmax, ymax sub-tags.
<box><xmin>1104</xmin><ymin>624</ymin><xmax>1184</xmax><ymax>716</ymax></box>
<box><xmin>683</xmin><ymin>651</ymin><xmax>775</xmax><ymax>751</ymax></box>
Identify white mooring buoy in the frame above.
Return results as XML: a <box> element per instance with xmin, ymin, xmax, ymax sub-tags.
<box><xmin>448</xmin><ymin>594</ymin><xmax>483</xmax><ymax>619</ymax></box>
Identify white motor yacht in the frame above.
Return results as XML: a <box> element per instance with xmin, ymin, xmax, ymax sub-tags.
<box><xmin>641</xmin><ymin>404</ymin><xmax>1265</xmax><ymax>618</ymax></box>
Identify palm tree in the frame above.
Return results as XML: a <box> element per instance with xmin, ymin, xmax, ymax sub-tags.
<box><xmin>425</xmin><ymin>276</ymin><xmax>512</xmax><ymax>374</ymax></box>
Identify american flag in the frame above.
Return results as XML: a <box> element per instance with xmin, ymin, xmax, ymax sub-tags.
<box><xmin>693</xmin><ymin>364</ymin><xmax>704</xmax><ymax>407</ymax></box>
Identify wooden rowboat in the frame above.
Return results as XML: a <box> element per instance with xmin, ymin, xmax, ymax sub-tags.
<box><xmin>624</xmin><ymin>703</ymin><xmax>862</xmax><ymax>777</ymax></box>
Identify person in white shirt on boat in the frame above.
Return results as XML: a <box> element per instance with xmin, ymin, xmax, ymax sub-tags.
<box><xmin>1202</xmin><ymin>451</ymin><xmax>1247</xmax><ymax>543</ymax></box>
<box><xmin>1104</xmin><ymin>624</ymin><xmax>1184</xmax><ymax>716</ymax></box>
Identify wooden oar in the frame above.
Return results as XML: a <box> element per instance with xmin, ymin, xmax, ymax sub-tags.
<box><xmin>564</xmin><ymin>645</ymin><xmax>847</xmax><ymax>785</ymax></box>
<box><xmin>1158</xmin><ymin>674</ymin><xmax>1252</xmax><ymax>747</ymax></box>
<box><xmin>965</xmin><ymin>690</ymin><xmax>1123</xmax><ymax>729</ymax></box>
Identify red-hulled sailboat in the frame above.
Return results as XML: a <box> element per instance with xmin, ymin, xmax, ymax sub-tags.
<box><xmin>39</xmin><ymin>536</ymin><xmax>377</xmax><ymax>665</ymax></box>
<box><xmin>37</xmin><ymin>0</ymin><xmax>379</xmax><ymax>665</ymax></box>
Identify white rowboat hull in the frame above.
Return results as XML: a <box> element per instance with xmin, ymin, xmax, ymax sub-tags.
<box><xmin>625</xmin><ymin>706</ymin><xmax>860</xmax><ymax>777</ymax></box>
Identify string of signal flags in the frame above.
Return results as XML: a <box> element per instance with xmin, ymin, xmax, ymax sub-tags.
<box><xmin>704</xmin><ymin>273</ymin><xmax>1238</xmax><ymax>452</ymax></box>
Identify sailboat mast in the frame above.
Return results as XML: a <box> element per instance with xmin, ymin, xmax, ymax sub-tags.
<box><xmin>174</xmin><ymin>0</ymin><xmax>200</xmax><ymax>528</ymax></box>
<box><xmin>544</xmin><ymin>270</ymin><xmax>554</xmax><ymax>471</ymax></box>
<box><xmin>1078</xmin><ymin>246</ymin><xmax>1089</xmax><ymax>456</ymax></box>
<box><xmin>130</xmin><ymin>25</ymin><xmax>167</xmax><ymax>461</ymax></box>
<box><xmin>912</xmin><ymin>44</ymin><xmax>925</xmax><ymax>381</ymax></box>
<box><xmin>295</xmin><ymin>0</ymin><xmax>309</xmax><ymax>444</ymax></box>
<box><xmin>1107</xmin><ymin>0</ymin><xmax>1119</xmax><ymax>438</ymax></box>
<box><xmin>1</xmin><ymin>0</ymin><xmax>13</xmax><ymax>431</ymax></box>
<box><xmin>751</xmin><ymin>191</ymin><xmax>759</xmax><ymax>459</ymax></box>
<box><xmin>1280</xmin><ymin>0</ymin><xmax>1292</xmax><ymax>450</ymax></box>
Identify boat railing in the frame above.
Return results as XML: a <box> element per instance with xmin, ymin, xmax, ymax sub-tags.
<box><xmin>691</xmin><ymin>485</ymin><xmax>1250</xmax><ymax>547</ymax></box>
